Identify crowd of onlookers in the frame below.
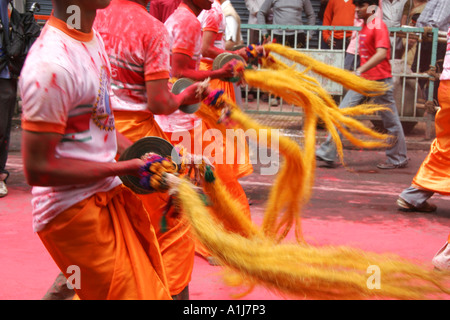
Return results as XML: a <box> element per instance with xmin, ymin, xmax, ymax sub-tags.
<box><xmin>244</xmin><ymin>0</ymin><xmax>447</xmax><ymax>66</ymax></box>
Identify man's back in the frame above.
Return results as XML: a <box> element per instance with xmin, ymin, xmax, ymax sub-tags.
<box><xmin>94</xmin><ymin>0</ymin><xmax>170</xmax><ymax>112</ymax></box>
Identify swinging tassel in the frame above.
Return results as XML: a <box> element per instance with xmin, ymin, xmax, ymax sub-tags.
<box><xmin>202</xmin><ymin>169</ymin><xmax>261</xmax><ymax>238</ymax></box>
<box><xmin>241</xmin><ymin>69</ymin><xmax>391</xmax><ymax>165</ymax></box>
<box><xmin>204</xmin><ymin>165</ymin><xmax>215</xmax><ymax>183</ymax></box>
<box><xmin>165</xmin><ymin>43</ymin><xmax>450</xmax><ymax>299</ymax></box>
<box><xmin>174</xmin><ymin>179</ymin><xmax>450</xmax><ymax>300</ymax></box>
<box><xmin>263</xmin><ymin>42</ymin><xmax>389</xmax><ymax>96</ymax></box>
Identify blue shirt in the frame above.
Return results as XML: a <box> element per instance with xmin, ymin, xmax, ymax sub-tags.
<box><xmin>415</xmin><ymin>0</ymin><xmax>450</xmax><ymax>32</ymax></box>
<box><xmin>0</xmin><ymin>0</ymin><xmax>11</xmax><ymax>78</ymax></box>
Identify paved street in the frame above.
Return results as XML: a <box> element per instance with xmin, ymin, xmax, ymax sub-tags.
<box><xmin>1</xmin><ymin>122</ymin><xmax>449</xmax><ymax>300</ymax></box>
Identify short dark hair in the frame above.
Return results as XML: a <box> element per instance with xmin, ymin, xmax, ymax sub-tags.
<box><xmin>352</xmin><ymin>0</ymin><xmax>379</xmax><ymax>6</ymax></box>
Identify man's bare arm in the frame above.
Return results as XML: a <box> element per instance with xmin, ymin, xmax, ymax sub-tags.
<box><xmin>356</xmin><ymin>47</ymin><xmax>388</xmax><ymax>75</ymax></box>
<box><xmin>22</xmin><ymin>130</ymin><xmax>144</xmax><ymax>186</ymax></box>
<box><xmin>171</xmin><ymin>52</ymin><xmax>234</xmax><ymax>80</ymax></box>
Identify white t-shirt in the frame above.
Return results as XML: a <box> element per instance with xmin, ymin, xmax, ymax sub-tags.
<box><xmin>20</xmin><ymin>16</ymin><xmax>122</xmax><ymax>232</ymax></box>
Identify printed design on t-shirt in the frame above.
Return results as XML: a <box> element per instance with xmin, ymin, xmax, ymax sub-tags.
<box><xmin>61</xmin><ymin>104</ymin><xmax>94</xmax><ymax>143</ymax></box>
<box><xmin>92</xmin><ymin>66</ymin><xmax>115</xmax><ymax>131</ymax></box>
<box><xmin>359</xmin><ymin>33</ymin><xmax>368</xmax><ymax>59</ymax></box>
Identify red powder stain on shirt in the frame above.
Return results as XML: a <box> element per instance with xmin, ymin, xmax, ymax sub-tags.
<box><xmin>104</xmin><ymin>134</ymin><xmax>108</xmax><ymax>143</ymax></box>
<box><xmin>50</xmin><ymin>73</ymin><xmax>62</xmax><ymax>91</ymax></box>
<box><xmin>35</xmin><ymin>81</ymin><xmax>40</xmax><ymax>88</ymax></box>
<box><xmin>81</xmin><ymin>43</ymin><xmax>90</xmax><ymax>54</ymax></box>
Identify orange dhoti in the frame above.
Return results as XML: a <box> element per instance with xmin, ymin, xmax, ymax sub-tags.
<box><xmin>114</xmin><ymin>111</ymin><xmax>195</xmax><ymax>297</ymax></box>
<box><xmin>412</xmin><ymin>80</ymin><xmax>450</xmax><ymax>195</ymax></box>
<box><xmin>199</xmin><ymin>60</ymin><xmax>254</xmax><ymax>181</ymax></box>
<box><xmin>166</xmin><ymin>119</ymin><xmax>252</xmax><ymax>258</ymax></box>
<box><xmin>38</xmin><ymin>185</ymin><xmax>171</xmax><ymax>300</ymax></box>
<box><xmin>166</xmin><ymin>63</ymin><xmax>253</xmax><ymax>258</ymax></box>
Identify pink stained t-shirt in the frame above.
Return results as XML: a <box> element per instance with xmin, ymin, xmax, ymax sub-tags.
<box><xmin>94</xmin><ymin>0</ymin><xmax>171</xmax><ymax>113</ymax></box>
<box><xmin>19</xmin><ymin>16</ymin><xmax>122</xmax><ymax>232</ymax></box>
<box><xmin>198</xmin><ymin>0</ymin><xmax>226</xmax><ymax>63</ymax></box>
<box><xmin>359</xmin><ymin>17</ymin><xmax>392</xmax><ymax>80</ymax></box>
<box><xmin>166</xmin><ymin>3</ymin><xmax>202</xmax><ymax>73</ymax></box>
<box><xmin>154</xmin><ymin>3</ymin><xmax>203</xmax><ymax>133</ymax></box>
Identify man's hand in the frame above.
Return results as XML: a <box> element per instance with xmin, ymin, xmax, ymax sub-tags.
<box><xmin>218</xmin><ymin>60</ymin><xmax>236</xmax><ymax>79</ymax></box>
<box><xmin>178</xmin><ymin>83</ymin><xmax>205</xmax><ymax>106</ymax></box>
<box><xmin>234</xmin><ymin>46</ymin><xmax>248</xmax><ymax>61</ymax></box>
<box><xmin>184</xmin><ymin>152</ymin><xmax>214</xmax><ymax>186</ymax></box>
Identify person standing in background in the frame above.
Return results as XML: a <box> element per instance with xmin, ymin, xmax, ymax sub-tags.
<box><xmin>317</xmin><ymin>0</ymin><xmax>329</xmax><ymax>25</ymax></box>
<box><xmin>382</xmin><ymin>0</ymin><xmax>407</xmax><ymax>58</ymax></box>
<box><xmin>257</xmin><ymin>0</ymin><xmax>316</xmax><ymax>48</ymax></box>
<box><xmin>322</xmin><ymin>0</ymin><xmax>356</xmax><ymax>49</ymax></box>
<box><xmin>344</xmin><ymin>0</ymin><xmax>382</xmax><ymax>70</ymax></box>
<box><xmin>245</xmin><ymin>0</ymin><xmax>271</xmax><ymax>44</ymax></box>
<box><xmin>221</xmin><ymin>0</ymin><xmax>244</xmax><ymax>104</ymax></box>
<box><xmin>411</xmin><ymin>0</ymin><xmax>449</xmax><ymax>102</ymax></box>
<box><xmin>0</xmin><ymin>0</ymin><xmax>17</xmax><ymax>198</ymax></box>
<box><xmin>222</xmin><ymin>0</ymin><xmax>243</xmax><ymax>50</ymax></box>
<box><xmin>316</xmin><ymin>0</ymin><xmax>408</xmax><ymax>170</ymax></box>
<box><xmin>400</xmin><ymin>0</ymin><xmax>428</xmax><ymax>67</ymax></box>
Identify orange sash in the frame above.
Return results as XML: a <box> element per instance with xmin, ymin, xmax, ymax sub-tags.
<box><xmin>114</xmin><ymin>111</ymin><xmax>195</xmax><ymax>296</ymax></box>
<box><xmin>38</xmin><ymin>185</ymin><xmax>171</xmax><ymax>300</ymax></box>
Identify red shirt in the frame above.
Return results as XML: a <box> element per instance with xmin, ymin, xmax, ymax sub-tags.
<box><xmin>359</xmin><ymin>17</ymin><xmax>392</xmax><ymax>80</ymax></box>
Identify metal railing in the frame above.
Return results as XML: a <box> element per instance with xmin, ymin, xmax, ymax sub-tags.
<box><xmin>239</xmin><ymin>24</ymin><xmax>442</xmax><ymax>138</ymax></box>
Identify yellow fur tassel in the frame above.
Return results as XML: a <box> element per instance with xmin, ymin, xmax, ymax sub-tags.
<box><xmin>202</xmin><ymin>173</ymin><xmax>262</xmax><ymax>238</ymax></box>
<box><xmin>175</xmin><ymin>179</ymin><xmax>450</xmax><ymax>300</ymax></box>
<box><xmin>169</xmin><ymin>43</ymin><xmax>450</xmax><ymax>299</ymax></box>
<box><xmin>263</xmin><ymin>43</ymin><xmax>389</xmax><ymax>96</ymax></box>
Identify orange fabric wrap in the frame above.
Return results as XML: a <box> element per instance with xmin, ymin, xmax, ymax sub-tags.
<box><xmin>114</xmin><ymin>111</ymin><xmax>195</xmax><ymax>296</ymax></box>
<box><xmin>38</xmin><ymin>185</ymin><xmax>171</xmax><ymax>300</ymax></box>
<box><xmin>167</xmin><ymin>119</ymin><xmax>252</xmax><ymax>258</ymax></box>
<box><xmin>412</xmin><ymin>81</ymin><xmax>450</xmax><ymax>195</ymax></box>
<box><xmin>187</xmin><ymin>61</ymin><xmax>253</xmax><ymax>258</ymax></box>
<box><xmin>199</xmin><ymin>60</ymin><xmax>254</xmax><ymax>179</ymax></box>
